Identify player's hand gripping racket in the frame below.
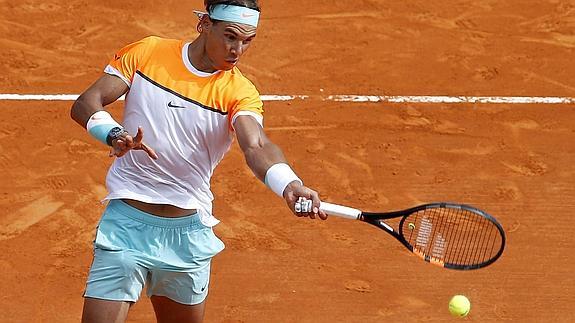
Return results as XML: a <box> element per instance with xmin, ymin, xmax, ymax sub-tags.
<box><xmin>319</xmin><ymin>201</ymin><xmax>506</xmax><ymax>270</ymax></box>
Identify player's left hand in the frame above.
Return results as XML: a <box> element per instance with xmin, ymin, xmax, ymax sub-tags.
<box><xmin>283</xmin><ymin>182</ymin><xmax>328</xmax><ymax>220</ymax></box>
<box><xmin>109</xmin><ymin>126</ymin><xmax>158</xmax><ymax>159</ymax></box>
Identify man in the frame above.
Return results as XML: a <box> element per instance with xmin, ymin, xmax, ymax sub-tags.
<box><xmin>71</xmin><ymin>1</ymin><xmax>327</xmax><ymax>322</ymax></box>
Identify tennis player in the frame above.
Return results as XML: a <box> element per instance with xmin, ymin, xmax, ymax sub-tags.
<box><xmin>71</xmin><ymin>1</ymin><xmax>327</xmax><ymax>322</ymax></box>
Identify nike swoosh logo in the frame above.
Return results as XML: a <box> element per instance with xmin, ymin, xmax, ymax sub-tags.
<box><xmin>167</xmin><ymin>101</ymin><xmax>187</xmax><ymax>109</ymax></box>
<box><xmin>241</xmin><ymin>12</ymin><xmax>255</xmax><ymax>18</ymax></box>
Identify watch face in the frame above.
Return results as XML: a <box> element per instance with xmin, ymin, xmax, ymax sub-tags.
<box><xmin>111</xmin><ymin>128</ymin><xmax>124</xmax><ymax>137</ymax></box>
<box><xmin>106</xmin><ymin>127</ymin><xmax>127</xmax><ymax>146</ymax></box>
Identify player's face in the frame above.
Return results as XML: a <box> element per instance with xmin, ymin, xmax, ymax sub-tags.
<box><xmin>205</xmin><ymin>20</ymin><xmax>257</xmax><ymax>71</ymax></box>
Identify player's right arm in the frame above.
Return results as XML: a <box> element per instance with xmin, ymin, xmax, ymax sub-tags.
<box><xmin>234</xmin><ymin>115</ymin><xmax>327</xmax><ymax>220</ymax></box>
<box><xmin>70</xmin><ymin>73</ymin><xmax>157</xmax><ymax>159</ymax></box>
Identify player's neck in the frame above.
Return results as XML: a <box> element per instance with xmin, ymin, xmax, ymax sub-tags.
<box><xmin>188</xmin><ymin>38</ymin><xmax>217</xmax><ymax>73</ymax></box>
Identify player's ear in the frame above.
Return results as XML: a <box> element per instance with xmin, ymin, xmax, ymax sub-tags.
<box><xmin>196</xmin><ymin>15</ymin><xmax>212</xmax><ymax>33</ymax></box>
<box><xmin>203</xmin><ymin>17</ymin><xmax>214</xmax><ymax>31</ymax></box>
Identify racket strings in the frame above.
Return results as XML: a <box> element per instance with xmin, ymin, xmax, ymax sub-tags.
<box><xmin>403</xmin><ymin>208</ymin><xmax>503</xmax><ymax>267</ymax></box>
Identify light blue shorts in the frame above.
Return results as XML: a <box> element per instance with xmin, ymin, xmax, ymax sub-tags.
<box><xmin>84</xmin><ymin>199</ymin><xmax>225</xmax><ymax>305</ymax></box>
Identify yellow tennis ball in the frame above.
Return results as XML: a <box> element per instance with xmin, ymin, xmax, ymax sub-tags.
<box><xmin>449</xmin><ymin>295</ymin><xmax>470</xmax><ymax>317</ymax></box>
<box><xmin>408</xmin><ymin>223</ymin><xmax>415</xmax><ymax>230</ymax></box>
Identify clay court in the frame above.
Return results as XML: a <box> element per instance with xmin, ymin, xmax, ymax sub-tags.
<box><xmin>1</xmin><ymin>0</ymin><xmax>574</xmax><ymax>322</ymax></box>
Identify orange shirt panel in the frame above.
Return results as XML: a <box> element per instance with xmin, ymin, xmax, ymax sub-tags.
<box><xmin>107</xmin><ymin>36</ymin><xmax>264</xmax><ymax>124</ymax></box>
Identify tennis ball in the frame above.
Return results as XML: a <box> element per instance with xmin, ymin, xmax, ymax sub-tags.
<box><xmin>408</xmin><ymin>223</ymin><xmax>416</xmax><ymax>230</ymax></box>
<box><xmin>449</xmin><ymin>295</ymin><xmax>470</xmax><ymax>317</ymax></box>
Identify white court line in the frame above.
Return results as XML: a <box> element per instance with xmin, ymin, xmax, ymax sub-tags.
<box><xmin>0</xmin><ymin>94</ymin><xmax>574</xmax><ymax>104</ymax></box>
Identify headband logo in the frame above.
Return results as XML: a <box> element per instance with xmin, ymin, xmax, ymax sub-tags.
<box><xmin>194</xmin><ymin>4</ymin><xmax>260</xmax><ymax>27</ymax></box>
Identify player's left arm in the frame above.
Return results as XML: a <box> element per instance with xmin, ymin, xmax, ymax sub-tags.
<box><xmin>234</xmin><ymin>115</ymin><xmax>327</xmax><ymax>220</ymax></box>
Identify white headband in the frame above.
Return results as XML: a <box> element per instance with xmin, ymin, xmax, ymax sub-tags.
<box><xmin>194</xmin><ymin>4</ymin><xmax>260</xmax><ymax>27</ymax></box>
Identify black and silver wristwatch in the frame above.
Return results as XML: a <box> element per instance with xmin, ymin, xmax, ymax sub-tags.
<box><xmin>106</xmin><ymin>127</ymin><xmax>129</xmax><ymax>146</ymax></box>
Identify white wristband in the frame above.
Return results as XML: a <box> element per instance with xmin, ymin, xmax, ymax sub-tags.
<box><xmin>86</xmin><ymin>110</ymin><xmax>123</xmax><ymax>145</ymax></box>
<box><xmin>264</xmin><ymin>163</ymin><xmax>302</xmax><ymax>197</ymax></box>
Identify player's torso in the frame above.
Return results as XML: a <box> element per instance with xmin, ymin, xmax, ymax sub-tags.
<box><xmin>123</xmin><ymin>40</ymin><xmax>238</xmax><ymax>175</ymax></box>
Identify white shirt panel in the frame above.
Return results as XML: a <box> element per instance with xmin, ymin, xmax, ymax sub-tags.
<box><xmin>103</xmin><ymin>71</ymin><xmax>234</xmax><ymax>226</ymax></box>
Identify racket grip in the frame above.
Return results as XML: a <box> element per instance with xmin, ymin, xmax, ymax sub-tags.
<box><xmin>319</xmin><ymin>202</ymin><xmax>361</xmax><ymax>220</ymax></box>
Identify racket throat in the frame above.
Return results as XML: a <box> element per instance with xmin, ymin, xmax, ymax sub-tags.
<box><xmin>377</xmin><ymin>220</ymin><xmax>394</xmax><ymax>232</ymax></box>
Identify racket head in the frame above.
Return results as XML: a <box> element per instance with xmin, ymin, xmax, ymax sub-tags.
<box><xmin>363</xmin><ymin>203</ymin><xmax>506</xmax><ymax>270</ymax></box>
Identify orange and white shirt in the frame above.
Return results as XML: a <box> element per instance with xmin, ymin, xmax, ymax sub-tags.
<box><xmin>103</xmin><ymin>36</ymin><xmax>264</xmax><ymax>226</ymax></box>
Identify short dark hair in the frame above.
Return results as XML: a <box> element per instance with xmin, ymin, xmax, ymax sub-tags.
<box><xmin>204</xmin><ymin>0</ymin><xmax>261</xmax><ymax>14</ymax></box>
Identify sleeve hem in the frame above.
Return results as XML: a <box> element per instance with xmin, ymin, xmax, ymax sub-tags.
<box><xmin>104</xmin><ymin>65</ymin><xmax>131</xmax><ymax>87</ymax></box>
<box><xmin>231</xmin><ymin>111</ymin><xmax>264</xmax><ymax>130</ymax></box>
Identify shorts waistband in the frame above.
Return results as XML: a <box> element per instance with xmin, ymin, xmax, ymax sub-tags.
<box><xmin>108</xmin><ymin>199</ymin><xmax>204</xmax><ymax>229</ymax></box>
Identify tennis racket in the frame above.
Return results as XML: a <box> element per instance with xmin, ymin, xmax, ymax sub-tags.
<box><xmin>320</xmin><ymin>202</ymin><xmax>506</xmax><ymax>270</ymax></box>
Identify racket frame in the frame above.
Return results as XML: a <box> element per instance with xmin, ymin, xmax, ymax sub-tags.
<box><xmin>320</xmin><ymin>202</ymin><xmax>506</xmax><ymax>270</ymax></box>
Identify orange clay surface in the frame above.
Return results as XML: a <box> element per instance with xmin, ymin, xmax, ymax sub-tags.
<box><xmin>1</xmin><ymin>1</ymin><xmax>574</xmax><ymax>322</ymax></box>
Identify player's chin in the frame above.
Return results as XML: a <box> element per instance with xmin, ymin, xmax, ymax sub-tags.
<box><xmin>218</xmin><ymin>60</ymin><xmax>237</xmax><ymax>70</ymax></box>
